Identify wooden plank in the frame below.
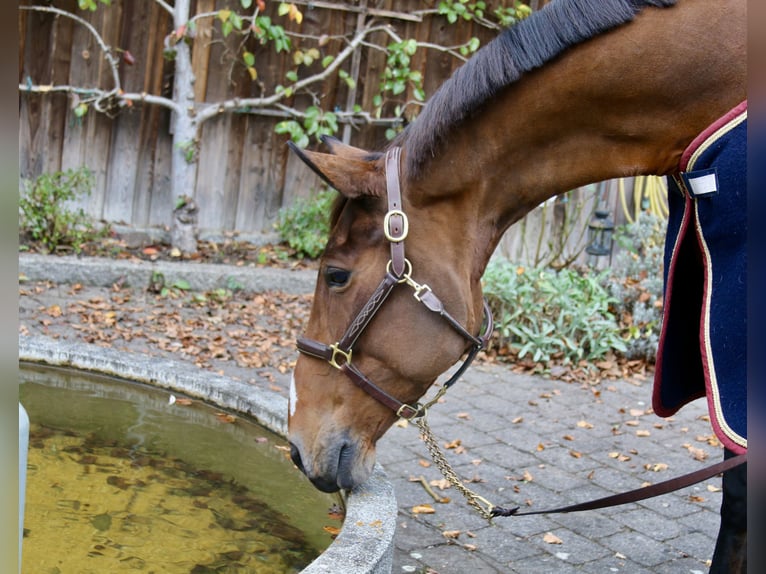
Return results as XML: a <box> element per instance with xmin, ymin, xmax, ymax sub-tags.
<box><xmin>131</xmin><ymin>2</ymin><xmax>170</xmax><ymax>225</ymax></box>
<box><xmin>102</xmin><ymin>1</ymin><xmax>144</xmax><ymax>224</ymax></box>
<box><xmin>221</xmin><ymin>112</ymin><xmax>247</xmax><ymax>230</ymax></box>
<box><xmin>235</xmin><ymin>115</ymin><xmax>277</xmax><ymax>233</ymax></box>
<box><xmin>195</xmin><ymin>114</ymin><xmax>230</xmax><ymax>230</ymax></box>
<box><xmin>147</xmin><ymin>123</ymin><xmax>175</xmax><ymax>228</ymax></box>
<box><xmin>191</xmin><ymin>0</ymin><xmax>215</xmax><ymax>102</ymax></box>
<box><xmin>61</xmin><ymin>5</ymin><xmax>117</xmax><ymax>220</ymax></box>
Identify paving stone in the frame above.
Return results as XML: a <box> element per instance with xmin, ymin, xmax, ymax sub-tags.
<box><xmin>613</xmin><ymin>507</ymin><xmax>685</xmax><ymax>542</ymax></box>
<box><xmin>601</xmin><ymin>530</ymin><xmax>682</xmax><ymax>568</ymax></box>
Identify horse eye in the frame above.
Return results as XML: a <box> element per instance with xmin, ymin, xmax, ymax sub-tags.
<box><xmin>324</xmin><ymin>267</ymin><xmax>351</xmax><ymax>288</ymax></box>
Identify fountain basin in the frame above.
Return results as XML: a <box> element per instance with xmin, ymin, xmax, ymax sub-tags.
<box><xmin>19</xmin><ymin>336</ymin><xmax>396</xmax><ymax>574</ymax></box>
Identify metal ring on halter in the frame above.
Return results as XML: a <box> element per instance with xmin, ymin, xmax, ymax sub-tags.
<box><xmin>383</xmin><ymin>209</ymin><xmax>409</xmax><ymax>242</ymax></box>
<box><xmin>386</xmin><ymin>257</ymin><xmax>412</xmax><ymax>281</ymax></box>
<box><xmin>328</xmin><ymin>343</ymin><xmax>352</xmax><ymax>369</ymax></box>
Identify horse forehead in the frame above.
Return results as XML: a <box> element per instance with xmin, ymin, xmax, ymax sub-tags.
<box><xmin>327</xmin><ymin>200</ymin><xmax>385</xmax><ymax>252</ymax></box>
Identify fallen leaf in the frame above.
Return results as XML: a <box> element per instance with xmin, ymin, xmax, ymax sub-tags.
<box><xmin>569</xmin><ymin>450</ymin><xmax>582</xmax><ymax>459</ymax></box>
<box><xmin>456</xmin><ymin>412</ymin><xmax>471</xmax><ymax>420</ymax></box>
<box><xmin>683</xmin><ymin>443</ymin><xmax>709</xmax><ymax>461</ymax></box>
<box><xmin>444</xmin><ymin>439</ymin><xmax>462</xmax><ymax>449</ymax></box>
<box><xmin>689</xmin><ymin>495</ymin><xmax>705</xmax><ymax>503</ymax></box>
<box><xmin>522</xmin><ymin>470</ymin><xmax>534</xmax><ymax>482</ymax></box>
<box><xmin>418</xmin><ymin>459</ymin><xmax>431</xmax><ymax>468</ymax></box>
<box><xmin>47</xmin><ymin>304</ymin><xmax>62</xmax><ymax>317</ymax></box>
<box><xmin>645</xmin><ymin>462</ymin><xmax>669</xmax><ymax>472</ymax></box>
<box><xmin>512</xmin><ymin>416</ymin><xmax>524</xmax><ymax>424</ymax></box>
<box><xmin>543</xmin><ymin>532</ymin><xmax>563</xmax><ymax>545</ymax></box>
<box><xmin>636</xmin><ymin>430</ymin><xmax>651</xmax><ymax>437</ymax></box>
<box><xmin>429</xmin><ymin>478</ymin><xmax>451</xmax><ymax>491</ymax></box>
<box><xmin>322</xmin><ymin>525</ymin><xmax>341</xmax><ymax>536</ymax></box>
<box><xmin>442</xmin><ymin>530</ymin><xmax>461</xmax><ymax>539</ymax></box>
<box><xmin>577</xmin><ymin>420</ymin><xmax>594</xmax><ymax>429</ymax></box>
<box><xmin>411</xmin><ymin>504</ymin><xmax>435</xmax><ymax>514</ymax></box>
<box><xmin>707</xmin><ymin>484</ymin><xmax>722</xmax><ymax>492</ymax></box>
<box><xmin>214</xmin><ymin>412</ymin><xmax>237</xmax><ymax>423</ymax></box>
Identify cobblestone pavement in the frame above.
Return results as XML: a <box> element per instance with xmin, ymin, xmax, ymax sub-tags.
<box><xmin>19</xmin><ymin>255</ymin><xmax>723</xmax><ymax>573</ymax></box>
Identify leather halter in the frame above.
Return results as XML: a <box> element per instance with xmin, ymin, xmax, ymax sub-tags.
<box><xmin>296</xmin><ymin>146</ymin><xmax>493</xmax><ymax>420</ymax></box>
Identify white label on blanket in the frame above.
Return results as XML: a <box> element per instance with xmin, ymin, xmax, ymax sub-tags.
<box><xmin>683</xmin><ymin>169</ymin><xmax>718</xmax><ymax>197</ymax></box>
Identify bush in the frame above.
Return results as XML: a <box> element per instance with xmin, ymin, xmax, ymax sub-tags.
<box><xmin>605</xmin><ymin>212</ymin><xmax>666</xmax><ymax>361</ymax></box>
<box><xmin>274</xmin><ymin>188</ymin><xmax>335</xmax><ymax>258</ymax></box>
<box><xmin>482</xmin><ymin>258</ymin><xmax>626</xmax><ymax>364</ymax></box>
<box><xmin>19</xmin><ymin>167</ymin><xmax>107</xmax><ymax>254</ymax></box>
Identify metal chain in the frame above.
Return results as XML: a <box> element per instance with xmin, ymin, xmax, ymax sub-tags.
<box><xmin>413</xmin><ymin>412</ymin><xmax>498</xmax><ymax>520</ymax></box>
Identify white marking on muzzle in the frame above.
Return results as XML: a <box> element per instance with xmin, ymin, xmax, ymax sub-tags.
<box><xmin>289</xmin><ymin>373</ymin><xmax>298</xmax><ymax>418</ymax></box>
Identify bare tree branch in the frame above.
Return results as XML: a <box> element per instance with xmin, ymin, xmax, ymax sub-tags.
<box><xmin>195</xmin><ymin>22</ymin><xmax>387</xmax><ymax>125</ymax></box>
<box><xmin>20</xmin><ymin>5</ymin><xmax>122</xmax><ymax>107</ymax></box>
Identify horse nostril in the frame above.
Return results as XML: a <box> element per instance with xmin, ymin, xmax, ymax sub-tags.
<box><xmin>289</xmin><ymin>442</ymin><xmax>305</xmax><ymax>473</ymax></box>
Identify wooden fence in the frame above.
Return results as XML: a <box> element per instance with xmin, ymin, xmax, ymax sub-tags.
<box><xmin>19</xmin><ymin>0</ymin><xmax>645</xmax><ymax>265</ymax></box>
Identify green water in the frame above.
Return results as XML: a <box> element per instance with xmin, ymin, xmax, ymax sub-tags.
<box><xmin>19</xmin><ymin>365</ymin><xmax>340</xmax><ymax>573</ymax></box>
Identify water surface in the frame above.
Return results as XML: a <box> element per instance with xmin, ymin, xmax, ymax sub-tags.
<box><xmin>20</xmin><ymin>365</ymin><xmax>339</xmax><ymax>573</ymax></box>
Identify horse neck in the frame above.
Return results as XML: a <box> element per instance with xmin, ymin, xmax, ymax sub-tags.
<box><xmin>406</xmin><ymin>0</ymin><xmax>745</xmax><ymax>276</ymax></box>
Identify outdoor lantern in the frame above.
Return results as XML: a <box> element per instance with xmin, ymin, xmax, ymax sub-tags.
<box><xmin>585</xmin><ymin>208</ymin><xmax>615</xmax><ymax>258</ymax></box>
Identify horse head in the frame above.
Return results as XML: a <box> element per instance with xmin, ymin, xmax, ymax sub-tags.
<box><xmin>287</xmin><ymin>136</ymin><xmax>489</xmax><ymax>492</ymax></box>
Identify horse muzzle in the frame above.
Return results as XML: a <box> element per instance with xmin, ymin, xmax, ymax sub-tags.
<box><xmin>288</xmin><ymin>436</ymin><xmax>374</xmax><ymax>493</ymax></box>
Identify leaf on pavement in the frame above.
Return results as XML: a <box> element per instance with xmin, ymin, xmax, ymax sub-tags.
<box><xmin>543</xmin><ymin>532</ymin><xmax>563</xmax><ymax>545</ymax></box>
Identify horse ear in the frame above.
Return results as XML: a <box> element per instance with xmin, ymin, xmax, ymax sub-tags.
<box><xmin>288</xmin><ymin>141</ymin><xmax>385</xmax><ymax>198</ymax></box>
<box><xmin>319</xmin><ymin>135</ymin><xmax>378</xmax><ymax>161</ymax></box>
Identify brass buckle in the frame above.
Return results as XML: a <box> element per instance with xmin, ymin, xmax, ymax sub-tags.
<box><xmin>328</xmin><ymin>344</ymin><xmax>352</xmax><ymax>369</ymax></box>
<box><xmin>383</xmin><ymin>209</ymin><xmax>409</xmax><ymax>242</ymax></box>
<box><xmin>396</xmin><ymin>402</ymin><xmax>423</xmax><ymax>421</ymax></box>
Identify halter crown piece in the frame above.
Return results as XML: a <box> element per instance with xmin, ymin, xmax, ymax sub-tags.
<box><xmin>296</xmin><ymin>146</ymin><xmax>494</xmax><ymax>420</ymax></box>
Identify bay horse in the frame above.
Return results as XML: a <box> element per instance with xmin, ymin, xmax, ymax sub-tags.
<box><xmin>286</xmin><ymin>0</ymin><xmax>747</xmax><ymax>571</ymax></box>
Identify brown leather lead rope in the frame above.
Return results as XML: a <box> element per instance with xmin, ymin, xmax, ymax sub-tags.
<box><xmin>490</xmin><ymin>452</ymin><xmax>746</xmax><ymax>518</ymax></box>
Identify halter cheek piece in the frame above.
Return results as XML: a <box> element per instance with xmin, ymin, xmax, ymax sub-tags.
<box><xmin>296</xmin><ymin>146</ymin><xmax>494</xmax><ymax>420</ymax></box>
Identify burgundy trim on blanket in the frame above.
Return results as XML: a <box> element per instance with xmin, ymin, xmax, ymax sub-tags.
<box><xmin>679</xmin><ymin>100</ymin><xmax>747</xmax><ymax>170</ymax></box>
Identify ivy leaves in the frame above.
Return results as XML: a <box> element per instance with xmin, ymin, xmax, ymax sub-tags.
<box><xmin>77</xmin><ymin>0</ymin><xmax>110</xmax><ymax>11</ymax></box>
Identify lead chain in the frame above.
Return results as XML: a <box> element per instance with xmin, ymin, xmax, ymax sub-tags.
<box><xmin>413</xmin><ymin>413</ymin><xmax>498</xmax><ymax>520</ymax></box>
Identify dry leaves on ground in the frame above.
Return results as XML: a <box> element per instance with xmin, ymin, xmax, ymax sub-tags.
<box><xmin>20</xmin><ymin>280</ymin><xmax>311</xmax><ymax>390</ymax></box>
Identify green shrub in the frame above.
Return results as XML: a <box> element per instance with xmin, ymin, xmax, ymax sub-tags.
<box><xmin>605</xmin><ymin>212</ymin><xmax>666</xmax><ymax>361</ymax></box>
<box><xmin>19</xmin><ymin>167</ymin><xmax>107</xmax><ymax>253</ymax></box>
<box><xmin>274</xmin><ymin>188</ymin><xmax>335</xmax><ymax>258</ymax></box>
<box><xmin>482</xmin><ymin>258</ymin><xmax>626</xmax><ymax>364</ymax></box>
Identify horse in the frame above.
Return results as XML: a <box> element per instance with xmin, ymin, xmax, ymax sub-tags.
<box><xmin>286</xmin><ymin>0</ymin><xmax>747</xmax><ymax>571</ymax></box>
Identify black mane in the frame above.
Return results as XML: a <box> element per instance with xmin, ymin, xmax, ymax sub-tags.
<box><xmin>400</xmin><ymin>0</ymin><xmax>677</xmax><ymax>178</ymax></box>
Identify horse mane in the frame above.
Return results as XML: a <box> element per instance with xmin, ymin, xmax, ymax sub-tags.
<box><xmin>399</xmin><ymin>0</ymin><xmax>678</xmax><ymax>178</ymax></box>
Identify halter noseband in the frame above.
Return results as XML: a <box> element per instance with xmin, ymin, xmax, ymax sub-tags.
<box><xmin>296</xmin><ymin>146</ymin><xmax>494</xmax><ymax>420</ymax></box>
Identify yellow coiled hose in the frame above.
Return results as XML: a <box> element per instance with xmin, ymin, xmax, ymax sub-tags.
<box><xmin>618</xmin><ymin>175</ymin><xmax>669</xmax><ymax>223</ymax></box>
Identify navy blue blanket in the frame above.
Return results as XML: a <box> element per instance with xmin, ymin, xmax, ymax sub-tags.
<box><xmin>653</xmin><ymin>101</ymin><xmax>747</xmax><ymax>454</ymax></box>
